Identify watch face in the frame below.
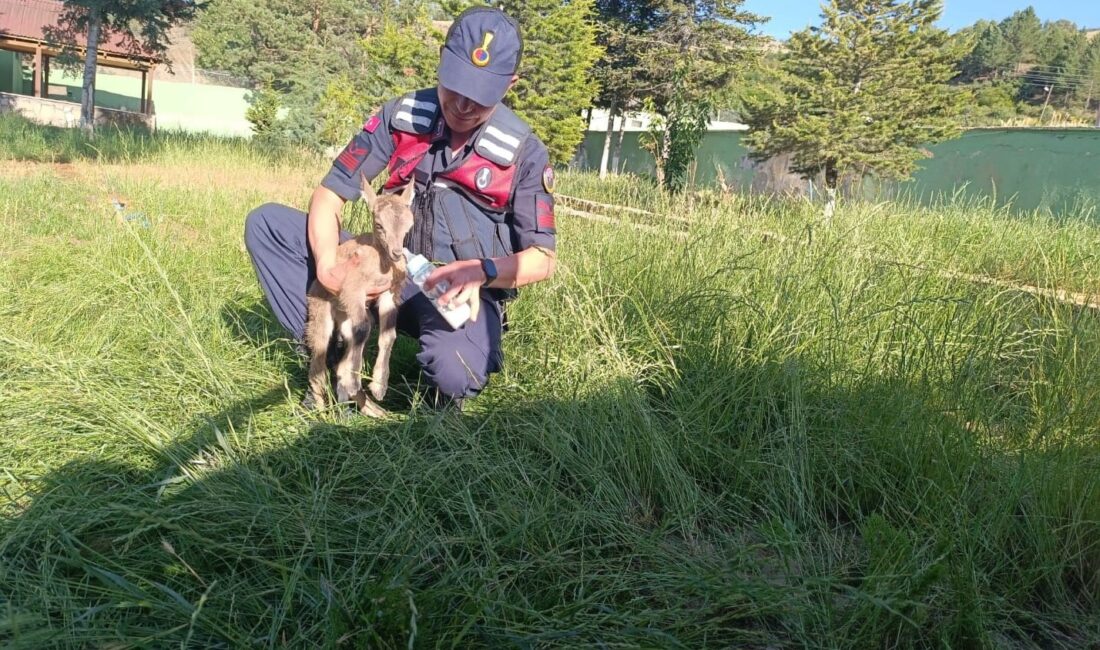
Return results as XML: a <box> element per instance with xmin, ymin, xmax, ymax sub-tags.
<box><xmin>481</xmin><ymin>258</ymin><xmax>497</xmax><ymax>282</ymax></box>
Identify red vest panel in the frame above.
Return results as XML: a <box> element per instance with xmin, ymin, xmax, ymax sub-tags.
<box><xmin>384</xmin><ymin>131</ymin><xmax>516</xmax><ymax>211</ymax></box>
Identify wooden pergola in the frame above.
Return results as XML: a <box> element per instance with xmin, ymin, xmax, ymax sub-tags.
<box><xmin>0</xmin><ymin>0</ymin><xmax>160</xmax><ymax>114</ymax></box>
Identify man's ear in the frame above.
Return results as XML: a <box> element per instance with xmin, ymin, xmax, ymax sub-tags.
<box><xmin>506</xmin><ymin>74</ymin><xmax>519</xmax><ymax>93</ymax></box>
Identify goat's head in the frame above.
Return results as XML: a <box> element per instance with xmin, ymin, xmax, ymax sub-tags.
<box><xmin>360</xmin><ymin>174</ymin><xmax>416</xmax><ymax>263</ymax></box>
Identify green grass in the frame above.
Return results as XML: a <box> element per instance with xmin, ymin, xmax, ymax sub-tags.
<box><xmin>2</xmin><ymin>115</ymin><xmax>1099</xmax><ymax>648</ymax></box>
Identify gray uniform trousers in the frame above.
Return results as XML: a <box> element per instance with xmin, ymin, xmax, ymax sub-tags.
<box><xmin>243</xmin><ymin>202</ymin><xmax>504</xmax><ymax>400</ymax></box>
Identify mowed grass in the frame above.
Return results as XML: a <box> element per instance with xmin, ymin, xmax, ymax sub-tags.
<box><xmin>2</xmin><ymin>116</ymin><xmax>1099</xmax><ymax>648</ymax></box>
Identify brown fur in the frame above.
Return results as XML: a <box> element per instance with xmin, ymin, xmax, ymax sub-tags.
<box><xmin>304</xmin><ymin>178</ymin><xmax>415</xmax><ymax>417</ymax></box>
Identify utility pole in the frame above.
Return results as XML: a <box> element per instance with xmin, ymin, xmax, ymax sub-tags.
<box><xmin>1039</xmin><ymin>85</ymin><xmax>1054</xmax><ymax>124</ymax></box>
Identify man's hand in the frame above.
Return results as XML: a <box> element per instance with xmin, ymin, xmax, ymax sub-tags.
<box><xmin>425</xmin><ymin>259</ymin><xmax>486</xmax><ymax>321</ymax></box>
<box><xmin>316</xmin><ymin>255</ymin><xmax>361</xmax><ymax>294</ymax></box>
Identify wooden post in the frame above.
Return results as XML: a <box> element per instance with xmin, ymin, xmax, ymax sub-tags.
<box><xmin>144</xmin><ymin>65</ymin><xmax>154</xmax><ymax>115</ymax></box>
<box><xmin>43</xmin><ymin>55</ymin><xmax>50</xmax><ymax>97</ymax></box>
<box><xmin>140</xmin><ymin>69</ymin><xmax>147</xmax><ymax>113</ymax></box>
<box><xmin>33</xmin><ymin>45</ymin><xmax>42</xmax><ymax>97</ymax></box>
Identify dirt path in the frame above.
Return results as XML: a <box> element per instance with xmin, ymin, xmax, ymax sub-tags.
<box><xmin>2</xmin><ymin>159</ymin><xmax>318</xmax><ymax>205</ymax></box>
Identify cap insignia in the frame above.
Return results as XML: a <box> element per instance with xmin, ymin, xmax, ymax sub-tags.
<box><xmin>471</xmin><ymin>32</ymin><xmax>494</xmax><ymax>67</ymax></box>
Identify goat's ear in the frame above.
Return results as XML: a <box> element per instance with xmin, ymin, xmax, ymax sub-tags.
<box><xmin>400</xmin><ymin>181</ymin><xmax>415</xmax><ymax>206</ymax></box>
<box><xmin>359</xmin><ymin>173</ymin><xmax>379</xmax><ymax>211</ymax></box>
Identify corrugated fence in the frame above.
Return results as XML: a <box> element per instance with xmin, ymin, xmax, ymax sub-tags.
<box><xmin>578</xmin><ymin>128</ymin><xmax>1100</xmax><ymax>217</ymax></box>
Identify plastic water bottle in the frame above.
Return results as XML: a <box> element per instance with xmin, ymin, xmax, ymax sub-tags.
<box><xmin>402</xmin><ymin>248</ymin><xmax>471</xmax><ymax>330</ymax></box>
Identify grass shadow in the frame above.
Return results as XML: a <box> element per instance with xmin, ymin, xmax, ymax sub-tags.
<box><xmin>2</xmin><ymin>345</ymin><xmax>1098</xmax><ymax>647</ymax></box>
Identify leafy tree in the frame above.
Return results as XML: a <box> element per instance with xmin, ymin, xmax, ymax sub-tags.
<box><xmin>591</xmin><ymin>0</ymin><xmax>761</xmax><ymax>189</ymax></box>
<box><xmin>191</xmin><ymin>0</ymin><xmax>394</xmax><ymax>83</ymax></box>
<box><xmin>661</xmin><ymin>73</ymin><xmax>712</xmax><ymax>192</ymax></box>
<box><xmin>314</xmin><ymin>14</ymin><xmax>443</xmax><ymax>146</ymax></box>
<box><xmin>744</xmin><ymin>0</ymin><xmax>965</xmax><ymax>215</ymax></box>
<box><xmin>500</xmin><ymin>0</ymin><xmax>603</xmax><ymax>164</ymax></box>
<box><xmin>48</xmin><ymin>0</ymin><xmax>196</xmax><ymax>134</ymax></box>
<box><xmin>590</xmin><ymin>1</ymin><xmax>663</xmax><ymax>176</ymax></box>
<box><xmin>439</xmin><ymin>0</ymin><xmax>603</xmax><ymax>165</ymax></box>
<box><xmin>192</xmin><ymin>0</ymin><xmax>432</xmax><ymax>145</ymax></box>
<box><xmin>315</xmin><ymin>76</ymin><xmax>361</xmax><ymax>145</ymax></box>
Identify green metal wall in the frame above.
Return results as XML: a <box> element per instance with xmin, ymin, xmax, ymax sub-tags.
<box><xmin>0</xmin><ymin>50</ymin><xmax>30</xmax><ymax>95</ymax></box>
<box><xmin>579</xmin><ymin>128</ymin><xmax>1100</xmax><ymax>216</ymax></box>
<box><xmin>0</xmin><ymin>51</ymin><xmax>15</xmax><ymax>93</ymax></box>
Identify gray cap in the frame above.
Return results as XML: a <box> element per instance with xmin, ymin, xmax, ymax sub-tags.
<box><xmin>437</xmin><ymin>6</ymin><xmax>523</xmax><ymax>107</ymax></box>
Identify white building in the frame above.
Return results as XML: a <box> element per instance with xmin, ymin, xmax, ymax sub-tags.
<box><xmin>586</xmin><ymin>107</ymin><xmax>748</xmax><ymax>133</ymax></box>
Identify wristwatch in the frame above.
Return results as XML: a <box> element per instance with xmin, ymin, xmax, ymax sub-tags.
<box><xmin>480</xmin><ymin>258</ymin><xmax>498</xmax><ymax>287</ymax></box>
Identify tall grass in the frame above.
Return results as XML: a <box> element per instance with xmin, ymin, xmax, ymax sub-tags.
<box><xmin>1</xmin><ymin>117</ymin><xmax>1099</xmax><ymax>648</ymax></box>
<box><xmin>0</xmin><ymin>112</ymin><xmax>316</xmax><ymax>169</ymax></box>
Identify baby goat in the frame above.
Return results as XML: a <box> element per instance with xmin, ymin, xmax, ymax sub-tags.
<box><xmin>304</xmin><ymin>178</ymin><xmax>415</xmax><ymax>417</ymax></box>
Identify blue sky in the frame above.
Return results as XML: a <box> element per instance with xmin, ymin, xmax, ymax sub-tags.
<box><xmin>741</xmin><ymin>0</ymin><xmax>1100</xmax><ymax>39</ymax></box>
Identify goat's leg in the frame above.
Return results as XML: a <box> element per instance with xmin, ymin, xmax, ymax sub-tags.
<box><xmin>333</xmin><ymin>298</ymin><xmax>385</xmax><ymax>417</ymax></box>
<box><xmin>304</xmin><ymin>295</ymin><xmax>335</xmax><ymax>410</ymax></box>
<box><xmin>333</xmin><ymin>306</ymin><xmax>366</xmax><ymax>405</ymax></box>
<box><xmin>369</xmin><ymin>290</ymin><xmax>398</xmax><ymax>402</ymax></box>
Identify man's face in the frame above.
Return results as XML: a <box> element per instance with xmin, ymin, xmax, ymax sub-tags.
<box><xmin>437</xmin><ymin>84</ymin><xmax>496</xmax><ymax>134</ymax></box>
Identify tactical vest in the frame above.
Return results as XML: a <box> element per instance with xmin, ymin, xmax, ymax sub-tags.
<box><xmin>382</xmin><ymin>88</ymin><xmax>532</xmax><ymax>269</ymax></box>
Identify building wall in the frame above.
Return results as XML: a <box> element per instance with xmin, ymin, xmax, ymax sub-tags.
<box><xmin>27</xmin><ymin>66</ymin><xmax>253</xmax><ymax>137</ymax></box>
<box><xmin>0</xmin><ymin>91</ymin><xmax>153</xmax><ymax>128</ymax></box>
<box><xmin>47</xmin><ymin>68</ymin><xmax>250</xmax><ymax>136</ymax></box>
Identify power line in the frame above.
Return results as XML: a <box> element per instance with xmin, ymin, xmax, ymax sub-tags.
<box><xmin>1013</xmin><ymin>61</ymin><xmax>1100</xmax><ymax>77</ymax></box>
<box><xmin>1018</xmin><ymin>74</ymin><xmax>1095</xmax><ymax>90</ymax></box>
<box><xmin>1019</xmin><ymin>71</ymin><xmax>1095</xmax><ymax>84</ymax></box>
<box><xmin>1017</xmin><ymin>67</ymin><xmax>1100</xmax><ymax>83</ymax></box>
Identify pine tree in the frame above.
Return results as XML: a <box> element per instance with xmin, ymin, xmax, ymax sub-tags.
<box><xmin>1000</xmin><ymin>8</ymin><xmax>1043</xmax><ymax>64</ymax></box>
<box><xmin>1040</xmin><ymin>21</ymin><xmax>1089</xmax><ymax>107</ymax></box>
<box><xmin>958</xmin><ymin>21</ymin><xmax>1014</xmax><ymax>81</ymax></box>
<box><xmin>1085</xmin><ymin>38</ymin><xmax>1100</xmax><ymax>117</ymax></box>
<box><xmin>744</xmin><ymin>0</ymin><xmax>964</xmax><ymax>214</ymax></box>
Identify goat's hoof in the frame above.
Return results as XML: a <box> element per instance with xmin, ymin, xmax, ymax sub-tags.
<box><xmin>336</xmin><ymin>385</ymin><xmax>358</xmax><ymax>404</ymax></box>
<box><xmin>300</xmin><ymin>392</ymin><xmax>323</xmax><ymax>411</ymax></box>
<box><xmin>358</xmin><ymin>397</ymin><xmax>388</xmax><ymax>418</ymax></box>
<box><xmin>368</xmin><ymin>381</ymin><xmax>387</xmax><ymax>402</ymax></box>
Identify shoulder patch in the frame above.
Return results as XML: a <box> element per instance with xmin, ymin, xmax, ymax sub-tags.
<box><xmin>474</xmin><ymin>106</ymin><xmax>531</xmax><ymax>167</ymax></box>
<box><xmin>542</xmin><ymin>165</ymin><xmax>555</xmax><ymax>193</ymax></box>
<box><xmin>391</xmin><ymin>89</ymin><xmax>439</xmax><ymax>135</ymax></box>
<box><xmin>476</xmin><ymin>125</ymin><xmax>522</xmax><ymax>165</ymax></box>
<box><xmin>334</xmin><ymin>133</ymin><xmax>371</xmax><ymax>177</ymax></box>
<box><xmin>535</xmin><ymin>192</ymin><xmax>555</xmax><ymax>233</ymax></box>
<box><xmin>364</xmin><ymin>115</ymin><xmax>381</xmax><ymax>133</ymax></box>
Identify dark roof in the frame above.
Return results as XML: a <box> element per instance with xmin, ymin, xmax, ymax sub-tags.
<box><xmin>0</xmin><ymin>0</ymin><xmax>157</xmax><ymax>60</ymax></box>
